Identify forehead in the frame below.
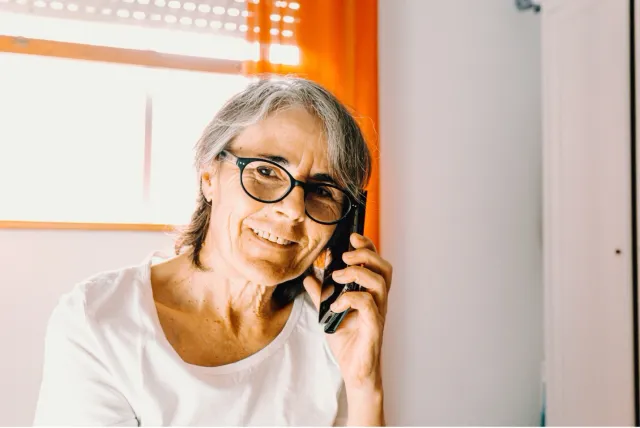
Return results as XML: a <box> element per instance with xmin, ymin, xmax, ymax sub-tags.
<box><xmin>230</xmin><ymin>107</ymin><xmax>330</xmax><ymax>172</ymax></box>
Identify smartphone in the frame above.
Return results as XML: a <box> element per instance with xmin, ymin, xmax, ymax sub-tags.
<box><xmin>318</xmin><ymin>190</ymin><xmax>367</xmax><ymax>334</ymax></box>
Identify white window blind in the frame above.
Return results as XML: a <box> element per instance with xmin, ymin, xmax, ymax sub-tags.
<box><xmin>0</xmin><ymin>0</ymin><xmax>300</xmax><ymax>62</ymax></box>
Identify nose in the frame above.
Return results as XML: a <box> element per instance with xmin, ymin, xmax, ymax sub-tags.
<box><xmin>274</xmin><ymin>184</ymin><xmax>306</xmax><ymax>222</ymax></box>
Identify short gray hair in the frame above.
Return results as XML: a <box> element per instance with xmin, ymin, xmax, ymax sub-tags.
<box><xmin>175</xmin><ymin>76</ymin><xmax>372</xmax><ymax>270</ymax></box>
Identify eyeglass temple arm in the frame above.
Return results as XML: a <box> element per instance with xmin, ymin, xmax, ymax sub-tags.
<box><xmin>218</xmin><ymin>150</ymin><xmax>237</xmax><ymax>165</ymax></box>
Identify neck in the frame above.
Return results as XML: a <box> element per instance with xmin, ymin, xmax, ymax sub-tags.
<box><xmin>154</xmin><ymin>252</ymin><xmax>280</xmax><ymax>326</ymax></box>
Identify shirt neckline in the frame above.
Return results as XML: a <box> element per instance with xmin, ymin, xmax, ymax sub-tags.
<box><xmin>138</xmin><ymin>253</ymin><xmax>304</xmax><ymax>376</ymax></box>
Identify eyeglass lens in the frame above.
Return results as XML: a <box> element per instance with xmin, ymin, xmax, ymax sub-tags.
<box><xmin>241</xmin><ymin>160</ymin><xmax>348</xmax><ymax>223</ymax></box>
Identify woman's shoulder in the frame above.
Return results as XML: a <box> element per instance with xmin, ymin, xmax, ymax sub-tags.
<box><xmin>48</xmin><ymin>256</ymin><xmax>156</xmax><ymax>340</ymax></box>
<box><xmin>64</xmin><ymin>261</ymin><xmax>149</xmax><ymax>314</ymax></box>
<box><xmin>37</xmin><ymin>258</ymin><xmax>157</xmax><ymax>424</ymax></box>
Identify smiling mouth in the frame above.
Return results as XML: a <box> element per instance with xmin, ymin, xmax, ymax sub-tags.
<box><xmin>251</xmin><ymin>228</ymin><xmax>295</xmax><ymax>246</ymax></box>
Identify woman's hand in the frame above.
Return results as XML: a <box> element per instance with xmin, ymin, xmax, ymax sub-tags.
<box><xmin>303</xmin><ymin>233</ymin><xmax>392</xmax><ymax>425</ymax></box>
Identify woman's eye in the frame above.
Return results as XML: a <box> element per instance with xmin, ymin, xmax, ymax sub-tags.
<box><xmin>315</xmin><ymin>187</ymin><xmax>333</xmax><ymax>198</ymax></box>
<box><xmin>257</xmin><ymin>167</ymin><xmax>276</xmax><ymax>177</ymax></box>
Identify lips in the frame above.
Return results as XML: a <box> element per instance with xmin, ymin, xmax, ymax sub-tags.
<box><xmin>250</xmin><ymin>227</ymin><xmax>296</xmax><ymax>246</ymax></box>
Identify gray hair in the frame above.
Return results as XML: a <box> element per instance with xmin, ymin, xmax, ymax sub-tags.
<box><xmin>175</xmin><ymin>76</ymin><xmax>372</xmax><ymax>270</ymax></box>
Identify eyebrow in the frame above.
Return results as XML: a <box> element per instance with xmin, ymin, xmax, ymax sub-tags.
<box><xmin>311</xmin><ymin>173</ymin><xmax>338</xmax><ymax>184</ymax></box>
<box><xmin>258</xmin><ymin>153</ymin><xmax>289</xmax><ymax>165</ymax></box>
<box><xmin>257</xmin><ymin>152</ymin><xmax>337</xmax><ymax>185</ymax></box>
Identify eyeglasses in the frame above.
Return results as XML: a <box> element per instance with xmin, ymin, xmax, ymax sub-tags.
<box><xmin>217</xmin><ymin>150</ymin><xmax>354</xmax><ymax>225</ymax></box>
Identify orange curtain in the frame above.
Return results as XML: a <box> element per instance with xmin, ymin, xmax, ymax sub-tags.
<box><xmin>244</xmin><ymin>0</ymin><xmax>380</xmax><ymax>249</ymax></box>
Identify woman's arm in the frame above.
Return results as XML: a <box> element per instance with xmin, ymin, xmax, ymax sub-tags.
<box><xmin>306</xmin><ymin>233</ymin><xmax>393</xmax><ymax>427</ymax></box>
<box><xmin>34</xmin><ymin>292</ymin><xmax>138</xmax><ymax>426</ymax></box>
<box><xmin>344</xmin><ymin>376</ymin><xmax>385</xmax><ymax>426</ymax></box>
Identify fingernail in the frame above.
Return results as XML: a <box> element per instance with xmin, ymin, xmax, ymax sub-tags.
<box><xmin>333</xmin><ymin>270</ymin><xmax>345</xmax><ymax>278</ymax></box>
<box><xmin>330</xmin><ymin>302</ymin><xmax>340</xmax><ymax>311</ymax></box>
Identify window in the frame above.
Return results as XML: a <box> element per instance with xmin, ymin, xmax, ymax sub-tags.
<box><xmin>0</xmin><ymin>53</ymin><xmax>250</xmax><ymax>225</ymax></box>
<box><xmin>0</xmin><ymin>0</ymin><xmax>301</xmax><ymax>227</ymax></box>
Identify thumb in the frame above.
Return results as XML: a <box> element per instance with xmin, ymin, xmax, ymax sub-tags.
<box><xmin>303</xmin><ymin>274</ymin><xmax>336</xmax><ymax>312</ymax></box>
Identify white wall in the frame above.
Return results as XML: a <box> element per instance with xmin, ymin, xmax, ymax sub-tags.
<box><xmin>378</xmin><ymin>1</ymin><xmax>543</xmax><ymax>425</ymax></box>
<box><xmin>0</xmin><ymin>229</ymin><xmax>174</xmax><ymax>426</ymax></box>
<box><xmin>543</xmin><ymin>0</ymin><xmax>635</xmax><ymax>425</ymax></box>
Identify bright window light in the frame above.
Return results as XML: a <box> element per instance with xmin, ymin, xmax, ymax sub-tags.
<box><xmin>0</xmin><ymin>53</ymin><xmax>251</xmax><ymax>224</ymax></box>
<box><xmin>0</xmin><ymin>0</ymin><xmax>300</xmax><ymax>224</ymax></box>
<box><xmin>0</xmin><ymin>54</ymin><xmax>147</xmax><ymax>223</ymax></box>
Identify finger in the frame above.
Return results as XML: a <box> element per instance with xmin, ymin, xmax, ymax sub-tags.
<box><xmin>303</xmin><ymin>275</ymin><xmax>322</xmax><ymax>310</ymax></box>
<box><xmin>330</xmin><ymin>292</ymin><xmax>383</xmax><ymax>332</ymax></box>
<box><xmin>332</xmin><ymin>266</ymin><xmax>387</xmax><ymax>310</ymax></box>
<box><xmin>350</xmin><ymin>233</ymin><xmax>377</xmax><ymax>253</ymax></box>
<box><xmin>330</xmin><ymin>308</ymin><xmax>359</xmax><ymax>331</ymax></box>
<box><xmin>304</xmin><ymin>275</ymin><xmax>336</xmax><ymax>311</ymax></box>
<box><xmin>342</xmin><ymin>248</ymin><xmax>393</xmax><ymax>291</ymax></box>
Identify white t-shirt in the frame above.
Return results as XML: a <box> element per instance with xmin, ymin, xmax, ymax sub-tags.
<box><xmin>33</xmin><ymin>255</ymin><xmax>348</xmax><ymax>426</ymax></box>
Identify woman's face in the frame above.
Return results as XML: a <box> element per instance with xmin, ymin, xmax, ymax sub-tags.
<box><xmin>200</xmin><ymin>107</ymin><xmax>338</xmax><ymax>286</ymax></box>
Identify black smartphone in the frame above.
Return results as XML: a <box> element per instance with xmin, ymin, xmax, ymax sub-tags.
<box><xmin>318</xmin><ymin>190</ymin><xmax>367</xmax><ymax>334</ymax></box>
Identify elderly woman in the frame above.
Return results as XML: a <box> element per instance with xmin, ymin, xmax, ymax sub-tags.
<box><xmin>33</xmin><ymin>77</ymin><xmax>393</xmax><ymax>426</ymax></box>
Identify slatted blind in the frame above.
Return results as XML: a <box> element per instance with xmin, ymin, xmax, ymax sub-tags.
<box><xmin>0</xmin><ymin>0</ymin><xmax>300</xmax><ymax>61</ymax></box>
<box><xmin>0</xmin><ymin>0</ymin><xmax>299</xmax><ymax>37</ymax></box>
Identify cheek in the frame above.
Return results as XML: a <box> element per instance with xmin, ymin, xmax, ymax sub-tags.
<box><xmin>305</xmin><ymin>223</ymin><xmax>336</xmax><ymax>255</ymax></box>
<box><xmin>209</xmin><ymin>180</ymin><xmax>264</xmax><ymax>239</ymax></box>
<box><xmin>215</xmin><ymin>199</ymin><xmax>264</xmax><ymax>232</ymax></box>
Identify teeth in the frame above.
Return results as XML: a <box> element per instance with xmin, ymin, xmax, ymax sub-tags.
<box><xmin>251</xmin><ymin>228</ymin><xmax>292</xmax><ymax>246</ymax></box>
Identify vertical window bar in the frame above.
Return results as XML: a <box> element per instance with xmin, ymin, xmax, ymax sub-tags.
<box><xmin>143</xmin><ymin>93</ymin><xmax>153</xmax><ymax>204</ymax></box>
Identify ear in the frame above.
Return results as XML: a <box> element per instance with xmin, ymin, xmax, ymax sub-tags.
<box><xmin>200</xmin><ymin>163</ymin><xmax>217</xmax><ymax>203</ymax></box>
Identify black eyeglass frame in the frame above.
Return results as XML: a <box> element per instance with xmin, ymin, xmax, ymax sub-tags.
<box><xmin>218</xmin><ymin>150</ymin><xmax>357</xmax><ymax>225</ymax></box>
